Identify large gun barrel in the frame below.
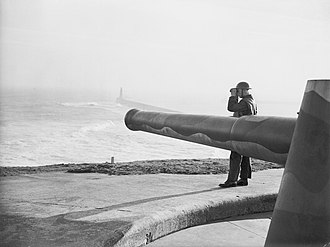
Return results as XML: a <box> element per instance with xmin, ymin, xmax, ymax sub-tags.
<box><xmin>125</xmin><ymin>109</ymin><xmax>296</xmax><ymax>164</ymax></box>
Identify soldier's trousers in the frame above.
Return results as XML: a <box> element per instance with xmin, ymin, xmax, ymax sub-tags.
<box><xmin>226</xmin><ymin>151</ymin><xmax>252</xmax><ymax>182</ymax></box>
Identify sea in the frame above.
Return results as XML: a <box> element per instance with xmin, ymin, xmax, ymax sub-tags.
<box><xmin>0</xmin><ymin>90</ymin><xmax>300</xmax><ymax>167</ymax></box>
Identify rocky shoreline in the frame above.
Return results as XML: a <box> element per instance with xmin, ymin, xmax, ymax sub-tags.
<box><xmin>0</xmin><ymin>158</ymin><xmax>283</xmax><ymax>177</ymax></box>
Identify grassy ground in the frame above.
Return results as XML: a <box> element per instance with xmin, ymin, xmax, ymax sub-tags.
<box><xmin>0</xmin><ymin>158</ymin><xmax>283</xmax><ymax>177</ymax></box>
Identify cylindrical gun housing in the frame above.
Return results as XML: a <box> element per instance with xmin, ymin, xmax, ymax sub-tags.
<box><xmin>125</xmin><ymin>109</ymin><xmax>296</xmax><ymax>164</ymax></box>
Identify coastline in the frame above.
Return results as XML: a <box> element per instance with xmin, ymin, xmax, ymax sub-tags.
<box><xmin>0</xmin><ymin>158</ymin><xmax>283</xmax><ymax>177</ymax></box>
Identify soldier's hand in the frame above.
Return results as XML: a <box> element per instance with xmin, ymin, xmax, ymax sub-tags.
<box><xmin>230</xmin><ymin>88</ymin><xmax>237</xmax><ymax>96</ymax></box>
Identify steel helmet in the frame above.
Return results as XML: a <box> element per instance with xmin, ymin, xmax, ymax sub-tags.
<box><xmin>236</xmin><ymin>81</ymin><xmax>251</xmax><ymax>90</ymax></box>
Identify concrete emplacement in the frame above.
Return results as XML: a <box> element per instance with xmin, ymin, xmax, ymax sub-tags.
<box><xmin>125</xmin><ymin>79</ymin><xmax>330</xmax><ymax>246</ymax></box>
<box><xmin>265</xmin><ymin>80</ymin><xmax>330</xmax><ymax>246</ymax></box>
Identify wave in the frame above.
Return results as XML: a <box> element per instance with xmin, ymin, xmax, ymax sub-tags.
<box><xmin>71</xmin><ymin>121</ymin><xmax>116</xmax><ymax>138</ymax></box>
<box><xmin>60</xmin><ymin>102</ymin><xmax>100</xmax><ymax>107</ymax></box>
<box><xmin>59</xmin><ymin>101</ymin><xmax>127</xmax><ymax>115</ymax></box>
<box><xmin>81</xmin><ymin>121</ymin><xmax>115</xmax><ymax>132</ymax></box>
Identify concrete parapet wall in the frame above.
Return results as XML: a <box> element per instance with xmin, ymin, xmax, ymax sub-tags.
<box><xmin>114</xmin><ymin>194</ymin><xmax>277</xmax><ymax>247</ymax></box>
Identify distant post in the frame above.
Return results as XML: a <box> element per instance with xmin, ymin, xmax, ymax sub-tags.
<box><xmin>265</xmin><ymin>80</ymin><xmax>330</xmax><ymax>246</ymax></box>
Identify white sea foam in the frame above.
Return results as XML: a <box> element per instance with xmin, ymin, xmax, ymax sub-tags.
<box><xmin>71</xmin><ymin>121</ymin><xmax>116</xmax><ymax>138</ymax></box>
<box><xmin>60</xmin><ymin>102</ymin><xmax>100</xmax><ymax>107</ymax></box>
<box><xmin>80</xmin><ymin>121</ymin><xmax>115</xmax><ymax>132</ymax></box>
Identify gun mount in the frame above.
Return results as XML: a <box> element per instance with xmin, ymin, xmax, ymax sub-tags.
<box><xmin>124</xmin><ymin>79</ymin><xmax>330</xmax><ymax>246</ymax></box>
<box><xmin>125</xmin><ymin>109</ymin><xmax>296</xmax><ymax>165</ymax></box>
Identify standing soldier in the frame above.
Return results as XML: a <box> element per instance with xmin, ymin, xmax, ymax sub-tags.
<box><xmin>219</xmin><ymin>81</ymin><xmax>258</xmax><ymax>188</ymax></box>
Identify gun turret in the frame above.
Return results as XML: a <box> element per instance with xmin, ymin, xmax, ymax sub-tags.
<box><xmin>125</xmin><ymin>109</ymin><xmax>296</xmax><ymax>164</ymax></box>
<box><xmin>125</xmin><ymin>80</ymin><xmax>330</xmax><ymax>246</ymax></box>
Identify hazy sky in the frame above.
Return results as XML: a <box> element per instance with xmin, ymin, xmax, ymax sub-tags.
<box><xmin>1</xmin><ymin>0</ymin><xmax>330</xmax><ymax>114</ymax></box>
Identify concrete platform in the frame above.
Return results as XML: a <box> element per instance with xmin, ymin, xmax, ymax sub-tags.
<box><xmin>0</xmin><ymin>169</ymin><xmax>283</xmax><ymax>247</ymax></box>
<box><xmin>148</xmin><ymin>212</ymin><xmax>272</xmax><ymax>247</ymax></box>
